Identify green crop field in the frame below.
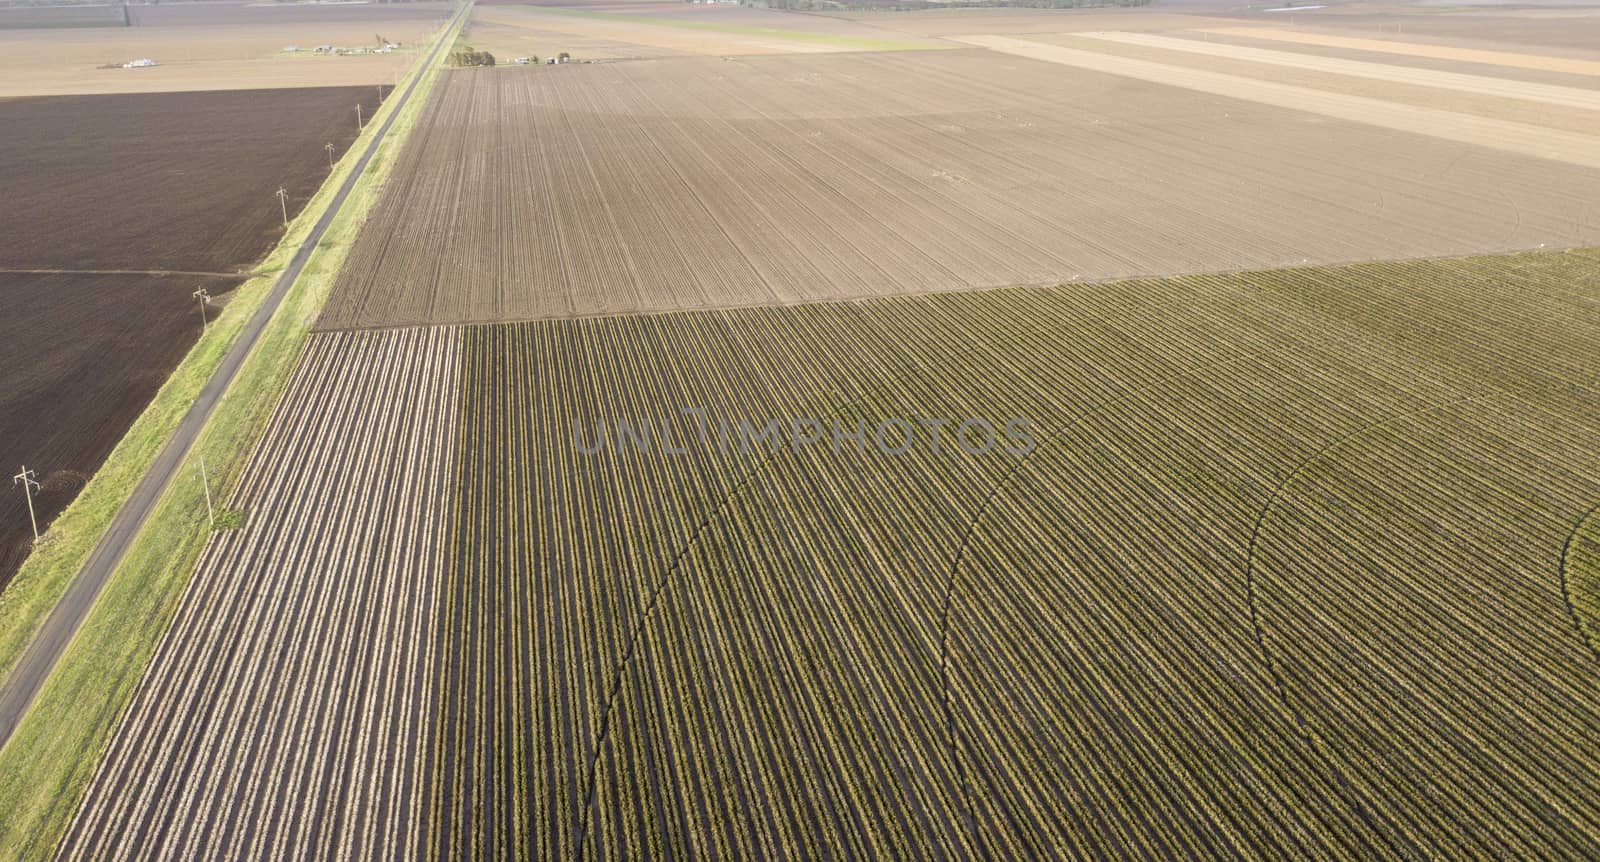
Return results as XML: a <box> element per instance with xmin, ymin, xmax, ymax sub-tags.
<box><xmin>427</xmin><ymin>249</ymin><xmax>1600</xmax><ymax>858</ymax></box>
<box><xmin>63</xmin><ymin>247</ymin><xmax>1600</xmax><ymax>858</ymax></box>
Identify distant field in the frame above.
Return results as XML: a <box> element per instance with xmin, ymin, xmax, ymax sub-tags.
<box><xmin>469</xmin><ymin>2</ymin><xmax>940</xmax><ymax>57</ymax></box>
<box><xmin>0</xmin><ymin>86</ymin><xmax>382</xmax><ymax>591</ymax></box>
<box><xmin>65</xmin><ymin>249</ymin><xmax>1600</xmax><ymax>857</ymax></box>
<box><xmin>0</xmin><ymin>4</ymin><xmax>126</xmax><ymax>30</ymax></box>
<box><xmin>319</xmin><ymin>49</ymin><xmax>1600</xmax><ymax>328</ymax></box>
<box><xmin>0</xmin><ymin>2</ymin><xmax>449</xmax><ymax>96</ymax></box>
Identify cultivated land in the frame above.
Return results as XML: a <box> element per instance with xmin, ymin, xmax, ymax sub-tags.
<box><xmin>0</xmin><ymin>85</ymin><xmax>382</xmax><ymax>591</ymax></box>
<box><xmin>0</xmin><ymin>8</ymin><xmax>462</xmax><ymax>856</ymax></box>
<box><xmin>0</xmin><ymin>2</ymin><xmax>451</xmax><ymax>97</ymax></box>
<box><xmin>25</xmin><ymin>2</ymin><xmax>1600</xmax><ymax>859</ymax></box>
<box><xmin>469</xmin><ymin>2</ymin><xmax>941</xmax><ymax>58</ymax></box>
<box><xmin>320</xmin><ymin>47</ymin><xmax>1600</xmax><ymax>328</ymax></box>
<box><xmin>67</xmin><ymin>251</ymin><xmax>1600</xmax><ymax>858</ymax></box>
<box><xmin>0</xmin><ymin>272</ymin><xmax>237</xmax><ymax>586</ymax></box>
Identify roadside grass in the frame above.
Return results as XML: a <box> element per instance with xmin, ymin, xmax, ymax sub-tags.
<box><xmin>546</xmin><ymin>7</ymin><xmax>940</xmax><ymax>51</ymax></box>
<box><xmin>0</xmin><ymin>11</ymin><xmax>459</xmax><ymax>859</ymax></box>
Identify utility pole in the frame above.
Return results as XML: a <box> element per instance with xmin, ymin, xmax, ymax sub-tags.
<box><xmin>356</xmin><ymin>102</ymin><xmax>365</xmax><ymax>132</ymax></box>
<box><xmin>276</xmin><ymin>187</ymin><xmax>289</xmax><ymax>226</ymax></box>
<box><xmin>193</xmin><ymin>287</ymin><xmax>212</xmax><ymax>331</ymax></box>
<box><xmin>198</xmin><ymin>456</ymin><xmax>215</xmax><ymax>527</ymax></box>
<box><xmin>13</xmin><ymin>466</ymin><xmax>40</xmax><ymax>543</ymax></box>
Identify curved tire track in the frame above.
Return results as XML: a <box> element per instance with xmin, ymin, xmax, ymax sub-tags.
<box><xmin>933</xmin><ymin>350</ymin><xmax>1263</xmax><ymax>855</ymax></box>
<box><xmin>1558</xmin><ymin>501</ymin><xmax>1600</xmax><ymax>663</ymax></box>
<box><xmin>1239</xmin><ymin>394</ymin><xmax>1483</xmax><ymax>858</ymax></box>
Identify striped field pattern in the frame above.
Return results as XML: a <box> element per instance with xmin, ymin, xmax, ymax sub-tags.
<box><xmin>58</xmin><ymin>327</ymin><xmax>460</xmax><ymax>861</ymax></box>
<box><xmin>435</xmin><ymin>251</ymin><xmax>1600</xmax><ymax>858</ymax></box>
<box><xmin>60</xmin><ymin>250</ymin><xmax>1600</xmax><ymax>858</ymax></box>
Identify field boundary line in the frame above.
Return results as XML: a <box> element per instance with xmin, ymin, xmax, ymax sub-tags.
<box><xmin>0</xmin><ymin>268</ymin><xmax>252</xmax><ymax>280</ymax></box>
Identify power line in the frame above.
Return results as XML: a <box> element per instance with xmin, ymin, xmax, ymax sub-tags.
<box><xmin>193</xmin><ymin>287</ymin><xmax>212</xmax><ymax>332</ymax></box>
<box><xmin>13</xmin><ymin>466</ymin><xmax>40</xmax><ymax>543</ymax></box>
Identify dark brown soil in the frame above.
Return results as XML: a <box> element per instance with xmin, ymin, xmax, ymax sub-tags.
<box><xmin>0</xmin><ymin>272</ymin><xmax>240</xmax><ymax>582</ymax></box>
<box><xmin>0</xmin><ymin>86</ymin><xmax>385</xmax><ymax>272</ymax></box>
<box><xmin>0</xmin><ymin>85</ymin><xmax>384</xmax><ymax>590</ymax></box>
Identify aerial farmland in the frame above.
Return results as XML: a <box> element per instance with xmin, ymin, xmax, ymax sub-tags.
<box><xmin>0</xmin><ymin>84</ymin><xmax>395</xmax><ymax>591</ymax></box>
<box><xmin>2</xmin><ymin>0</ymin><xmax>1600</xmax><ymax>859</ymax></box>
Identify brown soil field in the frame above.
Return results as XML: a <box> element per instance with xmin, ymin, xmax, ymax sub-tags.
<box><xmin>1075</xmin><ymin>30</ymin><xmax>1600</xmax><ymax>110</ymax></box>
<box><xmin>467</xmin><ymin>3</ymin><xmax>941</xmax><ymax>58</ymax></box>
<box><xmin>0</xmin><ymin>86</ymin><xmax>383</xmax><ymax>591</ymax></box>
<box><xmin>1202</xmin><ymin>25</ymin><xmax>1600</xmax><ymax>78</ymax></box>
<box><xmin>318</xmin><ymin>49</ymin><xmax>1600</xmax><ymax>329</ymax></box>
<box><xmin>0</xmin><ymin>2</ymin><xmax>449</xmax><ymax>96</ymax></box>
<box><xmin>0</xmin><ymin>86</ymin><xmax>384</xmax><ymax>272</ymax></box>
<box><xmin>0</xmin><ymin>272</ymin><xmax>239</xmax><ymax>589</ymax></box>
<box><xmin>824</xmin><ymin>8</ymin><xmax>1243</xmax><ymax>37</ymax></box>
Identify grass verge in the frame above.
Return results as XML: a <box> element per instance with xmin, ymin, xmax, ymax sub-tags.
<box><xmin>0</xmin><ymin>10</ymin><xmax>461</xmax><ymax>858</ymax></box>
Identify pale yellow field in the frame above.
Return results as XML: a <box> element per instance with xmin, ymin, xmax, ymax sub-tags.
<box><xmin>1203</xmin><ymin>25</ymin><xmax>1600</xmax><ymax>77</ymax></box>
<box><xmin>956</xmin><ymin>34</ymin><xmax>1600</xmax><ymax>171</ymax></box>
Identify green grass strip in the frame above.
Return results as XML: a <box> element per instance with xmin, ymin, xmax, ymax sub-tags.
<box><xmin>0</xmin><ymin>11</ymin><xmax>464</xmax><ymax>859</ymax></box>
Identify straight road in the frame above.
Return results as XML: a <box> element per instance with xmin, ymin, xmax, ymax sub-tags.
<box><xmin>0</xmin><ymin>1</ymin><xmax>470</xmax><ymax>748</ymax></box>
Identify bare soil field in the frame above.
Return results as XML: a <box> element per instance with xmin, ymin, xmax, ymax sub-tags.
<box><xmin>468</xmin><ymin>3</ymin><xmax>940</xmax><ymax>58</ymax></box>
<box><xmin>318</xmin><ymin>49</ymin><xmax>1600</xmax><ymax>328</ymax></box>
<box><xmin>0</xmin><ymin>272</ymin><xmax>239</xmax><ymax>592</ymax></box>
<box><xmin>65</xmin><ymin>249</ymin><xmax>1600</xmax><ymax>858</ymax></box>
<box><xmin>0</xmin><ymin>86</ymin><xmax>384</xmax><ymax>271</ymax></box>
<box><xmin>0</xmin><ymin>86</ymin><xmax>382</xmax><ymax>591</ymax></box>
<box><xmin>0</xmin><ymin>2</ymin><xmax>449</xmax><ymax>96</ymax></box>
<box><xmin>824</xmin><ymin>7</ymin><xmax>1242</xmax><ymax>37</ymax></box>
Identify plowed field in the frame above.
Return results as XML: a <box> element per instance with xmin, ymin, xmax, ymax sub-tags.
<box><xmin>0</xmin><ymin>86</ymin><xmax>383</xmax><ymax>591</ymax></box>
<box><xmin>318</xmin><ymin>50</ymin><xmax>1600</xmax><ymax>329</ymax></box>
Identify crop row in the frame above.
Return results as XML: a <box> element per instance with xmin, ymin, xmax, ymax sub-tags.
<box><xmin>59</xmin><ymin>327</ymin><xmax>461</xmax><ymax>861</ymax></box>
<box><xmin>432</xmin><ymin>250</ymin><xmax>1600</xmax><ymax>858</ymax></box>
<box><xmin>60</xmin><ymin>250</ymin><xmax>1600</xmax><ymax>858</ymax></box>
